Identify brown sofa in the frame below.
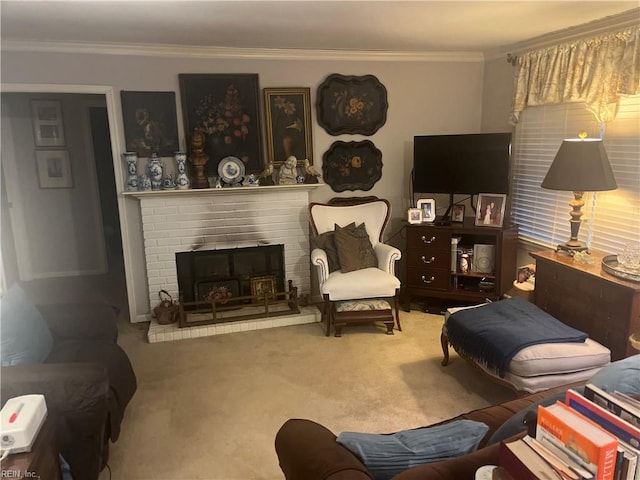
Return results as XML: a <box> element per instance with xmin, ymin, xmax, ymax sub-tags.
<box><xmin>275</xmin><ymin>383</ymin><xmax>581</xmax><ymax>480</ymax></box>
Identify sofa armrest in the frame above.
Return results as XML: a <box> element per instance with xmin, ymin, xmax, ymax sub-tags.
<box><xmin>276</xmin><ymin>419</ymin><xmax>372</xmax><ymax>480</ymax></box>
<box><xmin>37</xmin><ymin>302</ymin><xmax>119</xmax><ymax>342</ymax></box>
<box><xmin>311</xmin><ymin>248</ymin><xmax>330</xmax><ymax>285</ymax></box>
<box><xmin>374</xmin><ymin>243</ymin><xmax>401</xmax><ymax>275</ymax></box>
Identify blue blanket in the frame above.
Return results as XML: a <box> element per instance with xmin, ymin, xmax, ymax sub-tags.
<box><xmin>446</xmin><ymin>297</ymin><xmax>587</xmax><ymax>378</ymax></box>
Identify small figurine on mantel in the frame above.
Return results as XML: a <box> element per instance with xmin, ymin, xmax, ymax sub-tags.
<box><xmin>303</xmin><ymin>159</ymin><xmax>320</xmax><ymax>184</ymax></box>
<box><xmin>278</xmin><ymin>155</ymin><xmax>298</xmax><ymax>185</ymax></box>
<box><xmin>258</xmin><ymin>161</ymin><xmax>275</xmax><ymax>186</ymax></box>
<box><xmin>188</xmin><ymin>129</ymin><xmax>210</xmax><ymax>189</ymax></box>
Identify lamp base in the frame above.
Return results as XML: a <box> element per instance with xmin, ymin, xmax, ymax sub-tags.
<box><xmin>556</xmin><ymin>243</ymin><xmax>589</xmax><ymax>256</ymax></box>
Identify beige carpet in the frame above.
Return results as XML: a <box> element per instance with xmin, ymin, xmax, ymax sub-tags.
<box><xmin>104</xmin><ymin>309</ymin><xmax>514</xmax><ymax>480</ymax></box>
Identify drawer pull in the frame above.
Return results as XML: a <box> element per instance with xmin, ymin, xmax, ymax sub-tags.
<box><xmin>421</xmin><ymin>275</ymin><xmax>435</xmax><ymax>284</ymax></box>
<box><xmin>421</xmin><ymin>255</ymin><xmax>436</xmax><ymax>264</ymax></box>
<box><xmin>421</xmin><ymin>235</ymin><xmax>436</xmax><ymax>244</ymax></box>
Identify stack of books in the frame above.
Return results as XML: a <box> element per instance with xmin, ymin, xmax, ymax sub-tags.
<box><xmin>499</xmin><ymin>384</ymin><xmax>640</xmax><ymax>480</ymax></box>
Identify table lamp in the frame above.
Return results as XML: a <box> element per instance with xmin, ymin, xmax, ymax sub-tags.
<box><xmin>541</xmin><ymin>133</ymin><xmax>617</xmax><ymax>255</ymax></box>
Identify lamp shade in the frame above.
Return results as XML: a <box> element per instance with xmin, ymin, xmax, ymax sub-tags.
<box><xmin>541</xmin><ymin>138</ymin><xmax>617</xmax><ymax>191</ymax></box>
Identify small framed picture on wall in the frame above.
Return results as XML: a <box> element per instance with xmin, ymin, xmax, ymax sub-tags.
<box><xmin>31</xmin><ymin>100</ymin><xmax>65</xmax><ymax>147</ymax></box>
<box><xmin>36</xmin><ymin>150</ymin><xmax>73</xmax><ymax>188</ymax></box>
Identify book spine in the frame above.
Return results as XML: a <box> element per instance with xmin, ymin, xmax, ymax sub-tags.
<box><xmin>584</xmin><ymin>385</ymin><xmax>640</xmax><ymax>430</ymax></box>
<box><xmin>499</xmin><ymin>442</ymin><xmax>542</xmax><ymax>480</ymax></box>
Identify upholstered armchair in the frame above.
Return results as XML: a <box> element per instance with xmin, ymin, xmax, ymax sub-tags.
<box><xmin>309</xmin><ymin>198</ymin><xmax>402</xmax><ymax>336</ymax></box>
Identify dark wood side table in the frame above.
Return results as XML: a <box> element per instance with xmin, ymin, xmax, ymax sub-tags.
<box><xmin>531</xmin><ymin>249</ymin><xmax>640</xmax><ymax>361</ymax></box>
<box><xmin>0</xmin><ymin>417</ymin><xmax>61</xmax><ymax>480</ymax></box>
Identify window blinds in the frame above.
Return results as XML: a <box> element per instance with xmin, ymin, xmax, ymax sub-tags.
<box><xmin>511</xmin><ymin>96</ymin><xmax>640</xmax><ymax>254</ymax></box>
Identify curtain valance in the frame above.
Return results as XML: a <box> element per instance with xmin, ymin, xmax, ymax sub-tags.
<box><xmin>512</xmin><ymin>26</ymin><xmax>640</xmax><ymax>123</ymax></box>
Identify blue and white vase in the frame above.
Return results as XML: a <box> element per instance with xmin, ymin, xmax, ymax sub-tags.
<box><xmin>162</xmin><ymin>173</ymin><xmax>176</xmax><ymax>190</ymax></box>
<box><xmin>123</xmin><ymin>152</ymin><xmax>138</xmax><ymax>191</ymax></box>
<box><xmin>139</xmin><ymin>175</ymin><xmax>152</xmax><ymax>191</ymax></box>
<box><xmin>148</xmin><ymin>153</ymin><xmax>163</xmax><ymax>191</ymax></box>
<box><xmin>174</xmin><ymin>152</ymin><xmax>190</xmax><ymax>190</ymax></box>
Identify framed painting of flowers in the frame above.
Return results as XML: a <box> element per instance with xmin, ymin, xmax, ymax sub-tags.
<box><xmin>263</xmin><ymin>87</ymin><xmax>314</xmax><ymax>167</ymax></box>
<box><xmin>316</xmin><ymin>74</ymin><xmax>388</xmax><ymax>136</ymax></box>
<box><xmin>179</xmin><ymin>74</ymin><xmax>264</xmax><ymax>175</ymax></box>
<box><xmin>322</xmin><ymin>140</ymin><xmax>383</xmax><ymax>192</ymax></box>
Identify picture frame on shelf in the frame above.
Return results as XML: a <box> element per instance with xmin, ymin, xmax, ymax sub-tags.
<box><xmin>475</xmin><ymin>193</ymin><xmax>506</xmax><ymax>228</ymax></box>
<box><xmin>316</xmin><ymin>74</ymin><xmax>388</xmax><ymax>136</ymax></box>
<box><xmin>416</xmin><ymin>198</ymin><xmax>436</xmax><ymax>223</ymax></box>
<box><xmin>31</xmin><ymin>100</ymin><xmax>65</xmax><ymax>147</ymax></box>
<box><xmin>451</xmin><ymin>204</ymin><xmax>465</xmax><ymax>223</ymax></box>
<box><xmin>263</xmin><ymin>87</ymin><xmax>313</xmax><ymax>167</ymax></box>
<box><xmin>251</xmin><ymin>275</ymin><xmax>277</xmax><ymax>303</ymax></box>
<box><xmin>120</xmin><ymin>91</ymin><xmax>179</xmax><ymax>157</ymax></box>
<box><xmin>36</xmin><ymin>150</ymin><xmax>73</xmax><ymax>188</ymax></box>
<box><xmin>407</xmin><ymin>208</ymin><xmax>423</xmax><ymax>225</ymax></box>
<box><xmin>179</xmin><ymin>74</ymin><xmax>263</xmax><ymax>175</ymax></box>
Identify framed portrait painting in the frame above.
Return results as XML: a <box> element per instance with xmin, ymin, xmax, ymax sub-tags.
<box><xmin>31</xmin><ymin>100</ymin><xmax>65</xmax><ymax>147</ymax></box>
<box><xmin>179</xmin><ymin>74</ymin><xmax>263</xmax><ymax>175</ymax></box>
<box><xmin>36</xmin><ymin>150</ymin><xmax>73</xmax><ymax>188</ymax></box>
<box><xmin>120</xmin><ymin>91</ymin><xmax>179</xmax><ymax>156</ymax></box>
<box><xmin>475</xmin><ymin>193</ymin><xmax>507</xmax><ymax>228</ymax></box>
<box><xmin>263</xmin><ymin>88</ymin><xmax>313</xmax><ymax>166</ymax></box>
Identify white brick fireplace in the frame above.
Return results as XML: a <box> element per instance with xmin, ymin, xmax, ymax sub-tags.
<box><xmin>125</xmin><ymin>184</ymin><xmax>323</xmax><ymax>342</ymax></box>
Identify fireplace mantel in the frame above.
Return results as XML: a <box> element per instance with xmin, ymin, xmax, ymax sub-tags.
<box><xmin>123</xmin><ymin>183</ymin><xmax>325</xmax><ymax>199</ymax></box>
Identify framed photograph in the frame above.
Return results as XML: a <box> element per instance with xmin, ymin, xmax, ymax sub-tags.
<box><xmin>31</xmin><ymin>100</ymin><xmax>65</xmax><ymax>147</ymax></box>
<box><xmin>322</xmin><ymin>140</ymin><xmax>383</xmax><ymax>192</ymax></box>
<box><xmin>407</xmin><ymin>208</ymin><xmax>423</xmax><ymax>224</ymax></box>
<box><xmin>475</xmin><ymin>193</ymin><xmax>507</xmax><ymax>228</ymax></box>
<box><xmin>120</xmin><ymin>91</ymin><xmax>179</xmax><ymax>156</ymax></box>
<box><xmin>36</xmin><ymin>150</ymin><xmax>73</xmax><ymax>188</ymax></box>
<box><xmin>251</xmin><ymin>275</ymin><xmax>277</xmax><ymax>303</ymax></box>
<box><xmin>263</xmin><ymin>88</ymin><xmax>313</xmax><ymax>167</ymax></box>
<box><xmin>316</xmin><ymin>74</ymin><xmax>388</xmax><ymax>136</ymax></box>
<box><xmin>416</xmin><ymin>198</ymin><xmax>436</xmax><ymax>223</ymax></box>
<box><xmin>451</xmin><ymin>204</ymin><xmax>465</xmax><ymax>223</ymax></box>
<box><xmin>179</xmin><ymin>74</ymin><xmax>263</xmax><ymax>175</ymax></box>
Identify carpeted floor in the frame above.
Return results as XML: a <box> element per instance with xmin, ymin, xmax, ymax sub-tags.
<box><xmin>104</xmin><ymin>309</ymin><xmax>514</xmax><ymax>480</ymax></box>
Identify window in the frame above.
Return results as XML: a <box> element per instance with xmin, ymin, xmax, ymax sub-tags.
<box><xmin>511</xmin><ymin>96</ymin><xmax>640</xmax><ymax>254</ymax></box>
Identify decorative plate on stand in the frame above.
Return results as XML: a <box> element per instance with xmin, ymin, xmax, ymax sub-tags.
<box><xmin>322</xmin><ymin>140</ymin><xmax>383</xmax><ymax>192</ymax></box>
<box><xmin>316</xmin><ymin>74</ymin><xmax>388</xmax><ymax>136</ymax></box>
<box><xmin>218</xmin><ymin>156</ymin><xmax>245</xmax><ymax>185</ymax></box>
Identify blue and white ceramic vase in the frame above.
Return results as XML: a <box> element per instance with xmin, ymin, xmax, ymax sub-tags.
<box><xmin>123</xmin><ymin>152</ymin><xmax>138</xmax><ymax>191</ymax></box>
<box><xmin>148</xmin><ymin>153</ymin><xmax>163</xmax><ymax>191</ymax></box>
<box><xmin>174</xmin><ymin>151</ymin><xmax>190</xmax><ymax>190</ymax></box>
<box><xmin>139</xmin><ymin>175</ymin><xmax>152</xmax><ymax>191</ymax></box>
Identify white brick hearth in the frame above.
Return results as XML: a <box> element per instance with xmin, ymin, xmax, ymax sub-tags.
<box><xmin>125</xmin><ymin>184</ymin><xmax>323</xmax><ymax>341</ymax></box>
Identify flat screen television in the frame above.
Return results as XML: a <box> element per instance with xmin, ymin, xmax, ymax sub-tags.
<box><xmin>413</xmin><ymin>133</ymin><xmax>512</xmax><ymax>195</ymax></box>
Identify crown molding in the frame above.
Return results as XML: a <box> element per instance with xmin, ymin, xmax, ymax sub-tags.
<box><xmin>484</xmin><ymin>7</ymin><xmax>640</xmax><ymax>61</ymax></box>
<box><xmin>1</xmin><ymin>40</ymin><xmax>484</xmax><ymax>63</ymax></box>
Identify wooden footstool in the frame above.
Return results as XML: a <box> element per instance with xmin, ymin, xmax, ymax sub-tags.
<box><xmin>332</xmin><ymin>299</ymin><xmax>396</xmax><ymax>337</ymax></box>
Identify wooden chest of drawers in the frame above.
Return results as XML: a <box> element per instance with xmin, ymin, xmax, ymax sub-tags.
<box><xmin>531</xmin><ymin>250</ymin><xmax>640</xmax><ymax>361</ymax></box>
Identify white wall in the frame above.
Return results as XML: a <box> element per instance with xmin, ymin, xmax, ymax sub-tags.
<box><xmin>480</xmin><ymin>57</ymin><xmax>516</xmax><ymax>133</ymax></box>
<box><xmin>1</xmin><ymin>49</ymin><xmax>484</xmax><ymax>320</ymax></box>
<box><xmin>1</xmin><ymin>92</ymin><xmax>107</xmax><ymax>279</ymax></box>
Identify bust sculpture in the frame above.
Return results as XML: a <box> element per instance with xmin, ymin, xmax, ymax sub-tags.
<box><xmin>278</xmin><ymin>156</ymin><xmax>298</xmax><ymax>185</ymax></box>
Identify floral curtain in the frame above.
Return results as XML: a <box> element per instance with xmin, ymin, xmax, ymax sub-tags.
<box><xmin>512</xmin><ymin>26</ymin><xmax>640</xmax><ymax>123</ymax></box>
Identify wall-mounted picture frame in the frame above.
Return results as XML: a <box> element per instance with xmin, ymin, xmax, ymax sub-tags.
<box><xmin>316</xmin><ymin>74</ymin><xmax>388</xmax><ymax>136</ymax></box>
<box><xmin>416</xmin><ymin>198</ymin><xmax>436</xmax><ymax>223</ymax></box>
<box><xmin>263</xmin><ymin>87</ymin><xmax>313</xmax><ymax>167</ymax></box>
<box><xmin>322</xmin><ymin>140</ymin><xmax>383</xmax><ymax>192</ymax></box>
<box><xmin>451</xmin><ymin>204</ymin><xmax>465</xmax><ymax>223</ymax></box>
<box><xmin>36</xmin><ymin>150</ymin><xmax>73</xmax><ymax>188</ymax></box>
<box><xmin>120</xmin><ymin>91</ymin><xmax>180</xmax><ymax>157</ymax></box>
<box><xmin>179</xmin><ymin>74</ymin><xmax>263</xmax><ymax>175</ymax></box>
<box><xmin>251</xmin><ymin>275</ymin><xmax>277</xmax><ymax>303</ymax></box>
<box><xmin>407</xmin><ymin>208</ymin><xmax>423</xmax><ymax>224</ymax></box>
<box><xmin>475</xmin><ymin>193</ymin><xmax>507</xmax><ymax>228</ymax></box>
<box><xmin>31</xmin><ymin>100</ymin><xmax>65</xmax><ymax>147</ymax></box>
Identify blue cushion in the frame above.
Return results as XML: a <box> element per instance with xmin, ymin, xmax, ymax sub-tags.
<box><xmin>0</xmin><ymin>284</ymin><xmax>53</xmax><ymax>366</ymax></box>
<box><xmin>588</xmin><ymin>354</ymin><xmax>640</xmax><ymax>395</ymax></box>
<box><xmin>336</xmin><ymin>419</ymin><xmax>489</xmax><ymax>480</ymax></box>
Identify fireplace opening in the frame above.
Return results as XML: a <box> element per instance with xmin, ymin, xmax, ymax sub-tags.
<box><xmin>176</xmin><ymin>244</ymin><xmax>286</xmax><ymax>310</ymax></box>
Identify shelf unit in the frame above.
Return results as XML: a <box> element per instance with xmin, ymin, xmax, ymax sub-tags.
<box><xmin>404</xmin><ymin>217</ymin><xmax>518</xmax><ymax>307</ymax></box>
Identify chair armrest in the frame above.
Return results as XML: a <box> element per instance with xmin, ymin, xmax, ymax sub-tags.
<box><xmin>1</xmin><ymin>363</ymin><xmax>109</xmax><ymax>420</ymax></box>
<box><xmin>37</xmin><ymin>303</ymin><xmax>119</xmax><ymax>342</ymax></box>
<box><xmin>311</xmin><ymin>248</ymin><xmax>330</xmax><ymax>285</ymax></box>
<box><xmin>374</xmin><ymin>243</ymin><xmax>401</xmax><ymax>275</ymax></box>
<box><xmin>275</xmin><ymin>419</ymin><xmax>372</xmax><ymax>480</ymax></box>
